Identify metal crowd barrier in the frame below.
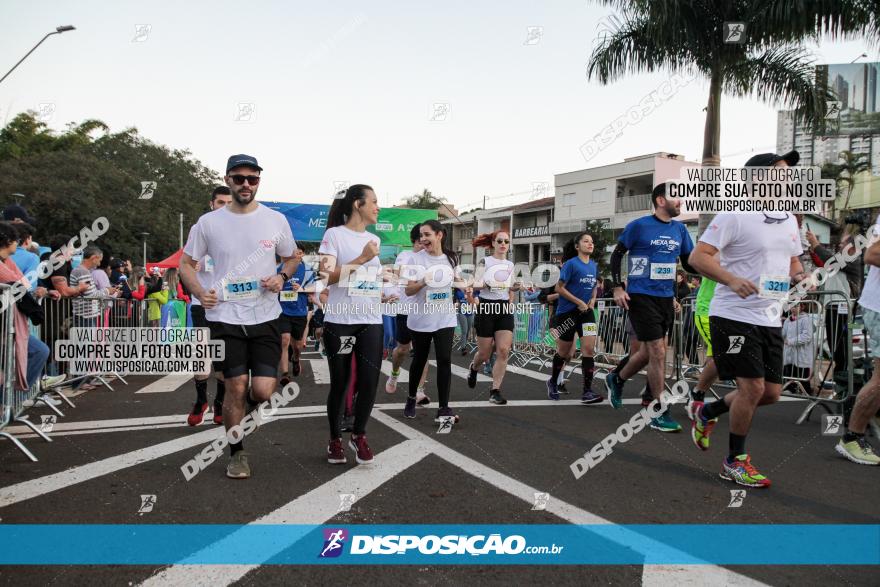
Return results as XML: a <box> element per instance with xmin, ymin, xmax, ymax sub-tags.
<box><xmin>1</xmin><ymin>290</ymin><xmax>149</xmax><ymax>461</ymax></box>
<box><xmin>477</xmin><ymin>291</ymin><xmax>867</xmax><ymax>426</ymax></box>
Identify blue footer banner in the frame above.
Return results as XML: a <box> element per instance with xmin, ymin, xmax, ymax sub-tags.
<box><xmin>0</xmin><ymin>525</ymin><xmax>878</xmax><ymax>565</ymax></box>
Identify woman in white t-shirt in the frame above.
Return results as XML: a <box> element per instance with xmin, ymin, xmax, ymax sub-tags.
<box><xmin>318</xmin><ymin>185</ymin><xmax>383</xmax><ymax>466</ymax></box>
<box><xmin>466</xmin><ymin>231</ymin><xmax>521</xmax><ymax>404</ymax></box>
<box><xmin>403</xmin><ymin>220</ymin><xmax>464</xmax><ymax>423</ymax></box>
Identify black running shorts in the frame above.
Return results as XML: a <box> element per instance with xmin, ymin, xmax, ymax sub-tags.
<box><xmin>209</xmin><ymin>319</ymin><xmax>281</xmax><ymax>379</ymax></box>
<box><xmin>474</xmin><ymin>300</ymin><xmax>514</xmax><ymax>337</ymax></box>
<box><xmin>710</xmin><ymin>315</ymin><xmax>784</xmax><ymax>384</ymax></box>
<box><xmin>627</xmin><ymin>293</ymin><xmax>674</xmax><ymax>342</ymax></box>
<box><xmin>551</xmin><ymin>309</ymin><xmax>597</xmax><ymax>342</ymax></box>
<box><xmin>277</xmin><ymin>314</ymin><xmax>308</xmax><ymax>340</ymax></box>
<box><xmin>395</xmin><ymin>314</ymin><xmax>413</xmax><ymax>345</ymax></box>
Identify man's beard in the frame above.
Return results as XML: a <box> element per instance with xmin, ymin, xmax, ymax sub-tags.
<box><xmin>232</xmin><ymin>190</ymin><xmax>255</xmax><ymax>205</ymax></box>
<box><xmin>666</xmin><ymin>203</ymin><xmax>681</xmax><ymax>218</ymax></box>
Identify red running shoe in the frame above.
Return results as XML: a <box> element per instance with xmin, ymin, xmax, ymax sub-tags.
<box><xmin>187</xmin><ymin>402</ymin><xmax>208</xmax><ymax>426</ymax></box>
<box><xmin>327</xmin><ymin>438</ymin><xmax>347</xmax><ymax>464</ymax></box>
<box><xmin>349</xmin><ymin>434</ymin><xmax>374</xmax><ymax>464</ymax></box>
<box><xmin>212</xmin><ymin>402</ymin><xmax>224</xmax><ymax>425</ymax></box>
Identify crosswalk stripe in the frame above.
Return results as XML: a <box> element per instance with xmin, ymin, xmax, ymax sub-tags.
<box><xmin>140</xmin><ymin>439</ymin><xmax>430</xmax><ymax>585</ymax></box>
<box><xmin>135</xmin><ymin>374</ymin><xmax>192</xmax><ymax>394</ymax></box>
<box><xmin>369</xmin><ymin>410</ymin><xmax>769</xmax><ymax>587</ymax></box>
<box><xmin>381</xmin><ymin>360</ymin><xmax>410</xmax><ymax>383</ymax></box>
<box><xmin>305</xmin><ymin>359</ymin><xmax>331</xmax><ymax>385</ymax></box>
<box><xmin>439</xmin><ymin>361</ymin><xmax>492</xmax><ymax>383</ymax></box>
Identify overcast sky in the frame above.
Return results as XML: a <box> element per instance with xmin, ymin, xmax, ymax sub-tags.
<box><xmin>2</xmin><ymin>1</ymin><xmax>876</xmax><ymax>212</ymax></box>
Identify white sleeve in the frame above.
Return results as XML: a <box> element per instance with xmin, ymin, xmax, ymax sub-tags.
<box><xmin>318</xmin><ymin>228</ymin><xmax>337</xmax><ymax>257</ymax></box>
<box><xmin>183</xmin><ymin>221</ymin><xmax>206</xmax><ymax>260</ymax></box>
<box><xmin>699</xmin><ymin>214</ymin><xmax>736</xmax><ymax>250</ymax></box>
<box><xmin>274</xmin><ymin>215</ymin><xmax>296</xmax><ymax>258</ymax></box>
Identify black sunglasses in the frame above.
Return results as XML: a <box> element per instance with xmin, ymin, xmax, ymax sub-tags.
<box><xmin>495</xmin><ymin>239</ymin><xmax>510</xmax><ymax>244</ymax></box>
<box><xmin>762</xmin><ymin>213</ymin><xmax>789</xmax><ymax>224</ymax></box>
<box><xmin>230</xmin><ymin>174</ymin><xmax>261</xmax><ymax>186</ymax></box>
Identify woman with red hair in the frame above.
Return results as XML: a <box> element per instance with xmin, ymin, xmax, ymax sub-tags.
<box><xmin>466</xmin><ymin>230</ymin><xmax>520</xmax><ymax>404</ymax></box>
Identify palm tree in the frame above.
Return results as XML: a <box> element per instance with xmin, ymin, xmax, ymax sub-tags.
<box><xmin>835</xmin><ymin>150</ymin><xmax>871</xmax><ymax>217</ymax></box>
<box><xmin>587</xmin><ymin>0</ymin><xmax>871</xmax><ymax>232</ymax></box>
<box><xmin>404</xmin><ymin>188</ymin><xmax>445</xmax><ymax>210</ymax></box>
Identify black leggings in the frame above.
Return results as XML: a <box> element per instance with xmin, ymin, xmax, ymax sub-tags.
<box><xmin>324</xmin><ymin>322</ymin><xmax>383</xmax><ymax>438</ymax></box>
<box><xmin>409</xmin><ymin>327</ymin><xmax>454</xmax><ymax>408</ymax></box>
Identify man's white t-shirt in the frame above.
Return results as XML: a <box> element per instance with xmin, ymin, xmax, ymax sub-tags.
<box><xmin>319</xmin><ymin>226</ymin><xmax>383</xmax><ymax>325</ymax></box>
<box><xmin>183</xmin><ymin>223</ymin><xmax>216</xmax><ymax>308</ymax></box>
<box><xmin>478</xmin><ymin>256</ymin><xmax>515</xmax><ymax>301</ymax></box>
<box><xmin>407</xmin><ymin>250</ymin><xmax>457</xmax><ymax>332</ymax></box>
<box><xmin>700</xmin><ymin>213</ymin><xmax>802</xmax><ymax>327</ymax></box>
<box><xmin>183</xmin><ymin>204</ymin><xmax>296</xmax><ymax>324</ymax></box>
<box><xmin>859</xmin><ymin>218</ymin><xmax>880</xmax><ymax>314</ymax></box>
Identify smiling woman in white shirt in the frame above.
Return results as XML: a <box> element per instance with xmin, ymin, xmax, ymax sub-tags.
<box><xmin>318</xmin><ymin>185</ymin><xmax>384</xmax><ymax>466</ymax></box>
<box><xmin>403</xmin><ymin>219</ymin><xmax>464</xmax><ymax>423</ymax></box>
<box><xmin>466</xmin><ymin>231</ymin><xmax>521</xmax><ymax>404</ymax></box>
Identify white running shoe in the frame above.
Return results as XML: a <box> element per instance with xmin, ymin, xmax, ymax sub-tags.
<box><xmin>385</xmin><ymin>374</ymin><xmax>398</xmax><ymax>394</ymax></box>
<box><xmin>416</xmin><ymin>387</ymin><xmax>431</xmax><ymax>406</ymax></box>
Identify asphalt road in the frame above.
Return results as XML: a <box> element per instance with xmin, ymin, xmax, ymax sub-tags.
<box><xmin>0</xmin><ymin>348</ymin><xmax>877</xmax><ymax>586</ymax></box>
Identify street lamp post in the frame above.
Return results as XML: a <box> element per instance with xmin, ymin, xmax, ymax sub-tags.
<box><xmin>140</xmin><ymin>232</ymin><xmax>150</xmax><ymax>269</ymax></box>
<box><xmin>0</xmin><ymin>26</ymin><xmax>76</xmax><ymax>85</ymax></box>
<box><xmin>851</xmin><ymin>53</ymin><xmax>868</xmax><ymax>63</ymax></box>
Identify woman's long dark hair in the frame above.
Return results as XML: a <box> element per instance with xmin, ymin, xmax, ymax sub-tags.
<box><xmin>562</xmin><ymin>231</ymin><xmax>592</xmax><ymax>263</ymax></box>
<box><xmin>327</xmin><ymin>184</ymin><xmax>374</xmax><ymax>229</ymax></box>
<box><xmin>421</xmin><ymin>219</ymin><xmax>458</xmax><ymax>268</ymax></box>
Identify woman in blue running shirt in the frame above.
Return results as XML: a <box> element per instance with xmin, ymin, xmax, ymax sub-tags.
<box><xmin>546</xmin><ymin>232</ymin><xmax>602</xmax><ymax>405</ymax></box>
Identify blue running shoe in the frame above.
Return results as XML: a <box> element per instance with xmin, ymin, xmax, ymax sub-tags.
<box><xmin>546</xmin><ymin>377</ymin><xmax>559</xmax><ymax>400</ymax></box>
<box><xmin>580</xmin><ymin>390</ymin><xmax>604</xmax><ymax>405</ymax></box>
<box><xmin>650</xmin><ymin>410</ymin><xmax>682</xmax><ymax>432</ymax></box>
<box><xmin>605</xmin><ymin>372</ymin><xmax>624</xmax><ymax>409</ymax></box>
<box><xmin>404</xmin><ymin>397</ymin><xmax>416</xmax><ymax>419</ymax></box>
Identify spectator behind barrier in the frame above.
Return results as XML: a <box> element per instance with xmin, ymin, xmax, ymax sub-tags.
<box><xmin>782</xmin><ymin>303</ymin><xmax>815</xmax><ymax>393</ymax></box>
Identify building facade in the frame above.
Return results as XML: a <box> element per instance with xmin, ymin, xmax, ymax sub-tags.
<box><xmin>552</xmin><ymin>152</ymin><xmax>700</xmax><ymax>263</ymax></box>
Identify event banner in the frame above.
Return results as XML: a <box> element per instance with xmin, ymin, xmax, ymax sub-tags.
<box><xmin>0</xmin><ymin>524</ymin><xmax>877</xmax><ymax>564</ymax></box>
<box><xmin>264</xmin><ymin>202</ymin><xmax>437</xmax><ymax>245</ymax></box>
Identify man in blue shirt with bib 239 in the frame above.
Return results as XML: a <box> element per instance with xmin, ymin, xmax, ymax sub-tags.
<box><xmin>605</xmin><ymin>183</ymin><xmax>696</xmax><ymax>432</ymax></box>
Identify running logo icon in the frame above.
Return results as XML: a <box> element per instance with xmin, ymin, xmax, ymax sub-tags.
<box><xmin>337</xmin><ymin>336</ymin><xmax>356</xmax><ymax>355</ymax></box>
<box><xmin>436</xmin><ymin>416</ymin><xmax>455</xmax><ymax>434</ymax></box>
<box><xmin>319</xmin><ymin>528</ymin><xmax>348</xmax><ymax>558</ymax></box>
<box><xmin>140</xmin><ymin>181</ymin><xmax>157</xmax><ymax>200</ymax></box>
<box><xmin>138</xmin><ymin>494</ymin><xmax>156</xmax><ymax>515</ymax></box>
<box><xmin>723</xmin><ymin>22</ymin><xmax>746</xmax><ymax>44</ymax></box>
<box><xmin>337</xmin><ymin>493</ymin><xmax>356</xmax><ymax>513</ymax></box>
<box><xmin>727</xmin><ymin>336</ymin><xmax>745</xmax><ymax>354</ymax></box>
<box><xmin>727</xmin><ymin>489</ymin><xmax>746</xmax><ymax>508</ymax></box>
<box><xmin>532</xmin><ymin>492</ymin><xmax>550</xmax><ymax>511</ymax></box>
<box><xmin>40</xmin><ymin>415</ymin><xmax>56</xmax><ymax>433</ymax></box>
<box><xmin>822</xmin><ymin>414</ymin><xmax>844</xmax><ymax>436</ymax></box>
<box><xmin>630</xmin><ymin>257</ymin><xmax>648</xmax><ymax>276</ymax></box>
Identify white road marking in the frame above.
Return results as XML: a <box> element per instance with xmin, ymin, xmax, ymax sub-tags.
<box><xmin>135</xmin><ymin>374</ymin><xmax>192</xmax><ymax>394</ymax></box>
<box><xmin>306</xmin><ymin>359</ymin><xmax>331</xmax><ymax>385</ymax></box>
<box><xmin>369</xmin><ymin>410</ymin><xmax>767</xmax><ymax>587</ymax></box>
<box><xmin>437</xmin><ymin>361</ymin><xmax>492</xmax><ymax>382</ymax></box>
<box><xmin>140</xmin><ymin>439</ymin><xmax>430</xmax><ymax>586</ymax></box>
<box><xmin>1</xmin><ymin>406</ymin><xmax>327</xmax><ymax>436</ymax></box>
<box><xmin>0</xmin><ymin>413</ymin><xmax>321</xmax><ymax>508</ymax></box>
<box><xmin>380</xmin><ymin>360</ymin><xmax>410</xmax><ymax>383</ymax></box>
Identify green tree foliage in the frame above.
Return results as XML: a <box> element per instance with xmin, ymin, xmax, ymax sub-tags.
<box><xmin>584</xmin><ymin>219</ymin><xmax>614</xmax><ymax>277</ymax></box>
<box><xmin>404</xmin><ymin>188</ymin><xmax>445</xmax><ymax>209</ymax></box>
<box><xmin>0</xmin><ymin>112</ymin><xmax>220</xmax><ymax>262</ymax></box>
